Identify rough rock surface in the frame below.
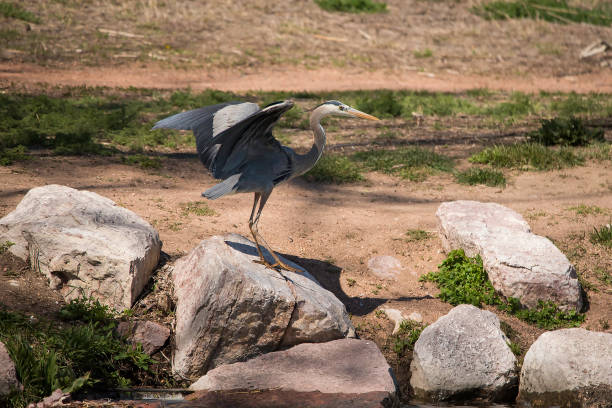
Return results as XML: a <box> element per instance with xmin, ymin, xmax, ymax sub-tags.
<box><xmin>437</xmin><ymin>200</ymin><xmax>582</xmax><ymax>311</ymax></box>
<box><xmin>172</xmin><ymin>234</ymin><xmax>355</xmax><ymax>379</ymax></box>
<box><xmin>518</xmin><ymin>328</ymin><xmax>612</xmax><ymax>408</ymax></box>
<box><xmin>0</xmin><ymin>341</ymin><xmax>21</xmax><ymax>395</ymax></box>
<box><xmin>190</xmin><ymin>339</ymin><xmax>397</xmax><ymax>407</ymax></box>
<box><xmin>367</xmin><ymin>256</ymin><xmax>402</xmax><ymax>280</ymax></box>
<box><xmin>410</xmin><ymin>304</ymin><xmax>518</xmax><ymax>402</ymax></box>
<box><xmin>0</xmin><ymin>185</ymin><xmax>161</xmax><ymax>311</ymax></box>
<box><xmin>180</xmin><ymin>389</ymin><xmax>395</xmax><ymax>408</ymax></box>
<box><xmin>116</xmin><ymin>320</ymin><xmax>170</xmax><ymax>355</ymax></box>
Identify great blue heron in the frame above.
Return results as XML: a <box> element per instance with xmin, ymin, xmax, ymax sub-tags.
<box><xmin>153</xmin><ymin>100</ymin><xmax>379</xmax><ymax>272</ymax></box>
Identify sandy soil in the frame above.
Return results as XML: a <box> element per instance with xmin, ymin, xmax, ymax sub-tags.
<box><xmin>1</xmin><ymin>0</ymin><xmax>612</xmax><ymax>402</ymax></box>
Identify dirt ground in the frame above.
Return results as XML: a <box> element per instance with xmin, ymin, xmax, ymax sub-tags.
<box><xmin>1</xmin><ymin>0</ymin><xmax>612</xmax><ymax>402</ymax></box>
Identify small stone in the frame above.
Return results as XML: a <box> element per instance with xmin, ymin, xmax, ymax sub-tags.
<box><xmin>367</xmin><ymin>255</ymin><xmax>402</xmax><ymax>280</ymax></box>
<box><xmin>0</xmin><ymin>341</ymin><xmax>21</xmax><ymax>396</ymax></box>
<box><xmin>408</xmin><ymin>311</ymin><xmax>423</xmax><ymax>323</ymax></box>
<box><xmin>382</xmin><ymin>308</ymin><xmax>406</xmax><ymax>335</ymax></box>
<box><xmin>116</xmin><ymin>320</ymin><xmax>170</xmax><ymax>355</ymax></box>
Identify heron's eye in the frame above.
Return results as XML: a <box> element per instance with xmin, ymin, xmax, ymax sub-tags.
<box><xmin>339</xmin><ymin>106</ymin><xmax>345</xmax><ymax>111</ymax></box>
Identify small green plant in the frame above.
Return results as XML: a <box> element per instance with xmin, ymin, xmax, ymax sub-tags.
<box><xmin>499</xmin><ymin>321</ymin><xmax>521</xmax><ymax>356</ymax></box>
<box><xmin>375</xmin><ymin>309</ymin><xmax>387</xmax><ymax>318</ymax></box>
<box><xmin>392</xmin><ymin>320</ymin><xmax>426</xmax><ymax>356</ymax></box>
<box><xmin>314</xmin><ymin>0</ymin><xmax>387</xmax><ymax>13</ymax></box>
<box><xmin>455</xmin><ymin>167</ymin><xmax>506</xmax><ymax>187</ymax></box>
<box><xmin>0</xmin><ymin>241</ymin><xmax>15</xmax><ymax>254</ymax></box>
<box><xmin>569</xmin><ymin>204</ymin><xmax>607</xmax><ymax>216</ymax></box>
<box><xmin>122</xmin><ymin>154</ymin><xmax>162</xmax><ymax>169</ymax></box>
<box><xmin>0</xmin><ymin>2</ymin><xmax>40</xmax><ymax>23</ymax></box>
<box><xmin>58</xmin><ymin>296</ymin><xmax>116</xmax><ymax>323</ymax></box>
<box><xmin>304</xmin><ymin>155</ymin><xmax>364</xmax><ymax>183</ymax></box>
<box><xmin>404</xmin><ymin>229</ymin><xmax>432</xmax><ymax>242</ymax></box>
<box><xmin>420</xmin><ymin>249</ymin><xmax>498</xmax><ymax>307</ymax></box>
<box><xmin>594</xmin><ymin>267</ymin><xmax>612</xmax><ymax>286</ymax></box>
<box><xmin>413</xmin><ymin>48</ymin><xmax>433</xmax><ymax>59</ymax></box>
<box><xmin>529</xmin><ymin>117</ymin><xmax>604</xmax><ymax>147</ymax></box>
<box><xmin>499</xmin><ymin>297</ymin><xmax>584</xmax><ymax>330</ymax></box>
<box><xmin>470</xmin><ymin>143</ymin><xmax>583</xmax><ymax>171</ymax></box>
<box><xmin>590</xmin><ymin>223</ymin><xmax>612</xmax><ymax>248</ymax></box>
<box><xmin>181</xmin><ymin>201</ymin><xmax>216</xmax><ymax>217</ymax></box>
<box><xmin>471</xmin><ymin>0</ymin><xmax>612</xmax><ymax>26</ymax></box>
<box><xmin>346</xmin><ymin>278</ymin><xmax>356</xmax><ymax>287</ymax></box>
<box><xmin>601</xmin><ymin>319</ymin><xmax>610</xmax><ymax>330</ymax></box>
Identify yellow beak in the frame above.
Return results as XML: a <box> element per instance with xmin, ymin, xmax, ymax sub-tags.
<box><xmin>348</xmin><ymin>108</ymin><xmax>380</xmax><ymax>121</ymax></box>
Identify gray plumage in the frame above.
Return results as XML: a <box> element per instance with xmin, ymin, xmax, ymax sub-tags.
<box><xmin>153</xmin><ymin>99</ymin><xmax>379</xmax><ymax>272</ymax></box>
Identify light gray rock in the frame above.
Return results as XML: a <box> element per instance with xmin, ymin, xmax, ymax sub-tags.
<box><xmin>410</xmin><ymin>304</ymin><xmax>518</xmax><ymax>402</ymax></box>
<box><xmin>0</xmin><ymin>185</ymin><xmax>161</xmax><ymax>311</ymax></box>
<box><xmin>172</xmin><ymin>234</ymin><xmax>355</xmax><ymax>379</ymax></box>
<box><xmin>0</xmin><ymin>341</ymin><xmax>21</xmax><ymax>395</ymax></box>
<box><xmin>518</xmin><ymin>328</ymin><xmax>612</xmax><ymax>408</ymax></box>
<box><xmin>116</xmin><ymin>320</ymin><xmax>170</xmax><ymax>355</ymax></box>
<box><xmin>437</xmin><ymin>200</ymin><xmax>582</xmax><ymax>311</ymax></box>
<box><xmin>368</xmin><ymin>255</ymin><xmax>403</xmax><ymax>280</ymax></box>
<box><xmin>382</xmin><ymin>308</ymin><xmax>407</xmax><ymax>335</ymax></box>
<box><xmin>190</xmin><ymin>338</ymin><xmax>397</xmax><ymax>406</ymax></box>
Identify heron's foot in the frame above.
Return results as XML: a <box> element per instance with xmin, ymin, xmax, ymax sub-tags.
<box><xmin>253</xmin><ymin>258</ymin><xmax>300</xmax><ymax>273</ymax></box>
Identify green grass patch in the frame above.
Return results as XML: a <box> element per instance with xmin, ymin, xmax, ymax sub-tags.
<box><xmin>0</xmin><ymin>2</ymin><xmax>40</xmax><ymax>23</ymax></box>
<box><xmin>181</xmin><ymin>201</ymin><xmax>216</xmax><ymax>217</ymax></box>
<box><xmin>404</xmin><ymin>229</ymin><xmax>433</xmax><ymax>242</ymax></box>
<box><xmin>0</xmin><ymin>297</ymin><xmax>169</xmax><ymax>408</ymax></box>
<box><xmin>470</xmin><ymin>143</ymin><xmax>583</xmax><ymax>170</ymax></box>
<box><xmin>392</xmin><ymin>320</ymin><xmax>426</xmax><ymax>356</ymax></box>
<box><xmin>352</xmin><ymin>147</ymin><xmax>454</xmax><ymax>181</ymax></box>
<box><xmin>0</xmin><ymin>146</ymin><xmax>29</xmax><ymax>166</ymax></box>
<box><xmin>471</xmin><ymin>0</ymin><xmax>612</xmax><ymax>26</ymax></box>
<box><xmin>421</xmin><ymin>249</ymin><xmax>585</xmax><ymax>329</ymax></box>
<box><xmin>413</xmin><ymin>48</ymin><xmax>433</xmax><ymax>59</ymax></box>
<box><xmin>568</xmin><ymin>204</ymin><xmax>607</xmax><ymax>216</ymax></box>
<box><xmin>0</xmin><ymin>241</ymin><xmax>14</xmax><ymax>254</ymax></box>
<box><xmin>455</xmin><ymin>167</ymin><xmax>506</xmax><ymax>187</ymax></box>
<box><xmin>529</xmin><ymin>116</ymin><xmax>604</xmax><ymax>146</ymax></box>
<box><xmin>314</xmin><ymin>0</ymin><xmax>387</xmax><ymax>13</ymax></box>
<box><xmin>304</xmin><ymin>155</ymin><xmax>364</xmax><ymax>183</ymax></box>
<box><xmin>590</xmin><ymin>223</ymin><xmax>612</xmax><ymax>248</ymax></box>
<box><xmin>484</xmin><ymin>92</ymin><xmax>537</xmax><ymax>123</ymax></box>
<box><xmin>122</xmin><ymin>154</ymin><xmax>162</xmax><ymax>169</ymax></box>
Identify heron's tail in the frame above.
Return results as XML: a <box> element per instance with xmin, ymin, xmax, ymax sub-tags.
<box><xmin>202</xmin><ymin>174</ymin><xmax>241</xmax><ymax>200</ymax></box>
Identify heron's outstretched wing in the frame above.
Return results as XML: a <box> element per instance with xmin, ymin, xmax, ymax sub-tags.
<box><xmin>152</xmin><ymin>101</ymin><xmax>260</xmax><ymax>151</ymax></box>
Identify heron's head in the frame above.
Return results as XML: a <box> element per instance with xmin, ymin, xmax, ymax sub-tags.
<box><xmin>316</xmin><ymin>100</ymin><xmax>380</xmax><ymax>121</ymax></box>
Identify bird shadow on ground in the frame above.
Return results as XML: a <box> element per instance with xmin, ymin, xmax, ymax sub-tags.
<box><xmin>280</xmin><ymin>253</ymin><xmax>434</xmax><ymax>317</ymax></box>
<box><xmin>225</xmin><ymin>239</ymin><xmax>431</xmax><ymax>317</ymax></box>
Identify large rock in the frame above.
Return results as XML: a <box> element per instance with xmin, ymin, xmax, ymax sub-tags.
<box><xmin>0</xmin><ymin>341</ymin><xmax>21</xmax><ymax>395</ymax></box>
<box><xmin>410</xmin><ymin>304</ymin><xmax>518</xmax><ymax>402</ymax></box>
<box><xmin>0</xmin><ymin>185</ymin><xmax>161</xmax><ymax>311</ymax></box>
<box><xmin>190</xmin><ymin>338</ymin><xmax>398</xmax><ymax>408</ymax></box>
<box><xmin>518</xmin><ymin>328</ymin><xmax>612</xmax><ymax>408</ymax></box>
<box><xmin>437</xmin><ymin>200</ymin><xmax>582</xmax><ymax>311</ymax></box>
<box><xmin>172</xmin><ymin>234</ymin><xmax>355</xmax><ymax>379</ymax></box>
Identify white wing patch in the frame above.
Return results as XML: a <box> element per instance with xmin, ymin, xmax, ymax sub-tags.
<box><xmin>212</xmin><ymin>103</ymin><xmax>259</xmax><ymax>138</ymax></box>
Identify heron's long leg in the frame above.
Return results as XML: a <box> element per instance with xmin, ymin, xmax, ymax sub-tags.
<box><xmin>249</xmin><ymin>191</ymin><xmax>300</xmax><ymax>273</ymax></box>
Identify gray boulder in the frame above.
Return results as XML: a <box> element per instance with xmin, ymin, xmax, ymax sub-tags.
<box><xmin>518</xmin><ymin>328</ymin><xmax>612</xmax><ymax>408</ymax></box>
<box><xmin>172</xmin><ymin>234</ymin><xmax>355</xmax><ymax>379</ymax></box>
<box><xmin>190</xmin><ymin>338</ymin><xmax>398</xmax><ymax>407</ymax></box>
<box><xmin>0</xmin><ymin>341</ymin><xmax>21</xmax><ymax>395</ymax></box>
<box><xmin>437</xmin><ymin>200</ymin><xmax>582</xmax><ymax>311</ymax></box>
<box><xmin>410</xmin><ymin>304</ymin><xmax>518</xmax><ymax>402</ymax></box>
<box><xmin>0</xmin><ymin>185</ymin><xmax>161</xmax><ymax>311</ymax></box>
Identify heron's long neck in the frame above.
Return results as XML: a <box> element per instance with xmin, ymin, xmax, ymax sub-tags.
<box><xmin>292</xmin><ymin>108</ymin><xmax>327</xmax><ymax>177</ymax></box>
